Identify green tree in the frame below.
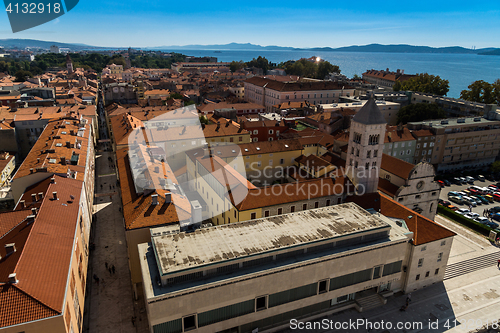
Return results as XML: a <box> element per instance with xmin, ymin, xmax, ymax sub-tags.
<box><xmin>14</xmin><ymin>70</ymin><xmax>31</xmax><ymax>82</ymax></box>
<box><xmin>396</xmin><ymin>103</ymin><xmax>447</xmax><ymax>124</ymax></box>
<box><xmin>491</xmin><ymin>161</ymin><xmax>500</xmax><ymax>174</ymax></box>
<box><xmin>229</xmin><ymin>60</ymin><xmax>244</xmax><ymax>73</ymax></box>
<box><xmin>199</xmin><ymin>116</ymin><xmax>209</xmax><ymax>124</ymax></box>
<box><xmin>352</xmin><ymin>74</ymin><xmax>361</xmax><ymax>80</ymax></box>
<box><xmin>398</xmin><ymin>73</ymin><xmax>449</xmax><ymax>96</ymax></box>
<box><xmin>392</xmin><ymin>80</ymin><xmax>402</xmax><ymax>91</ymax></box>
<box><xmin>460</xmin><ymin>80</ymin><xmax>500</xmax><ymax>104</ymax></box>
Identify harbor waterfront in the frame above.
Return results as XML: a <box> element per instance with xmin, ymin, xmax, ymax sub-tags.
<box><xmin>165</xmin><ymin>49</ymin><xmax>500</xmax><ymax>98</ymax></box>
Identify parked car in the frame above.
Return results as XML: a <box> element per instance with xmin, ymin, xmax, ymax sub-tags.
<box><xmin>457</xmin><ymin>191</ymin><xmax>467</xmax><ymax>197</ymax></box>
<box><xmin>463</xmin><ymin>189</ymin><xmax>471</xmax><ymax>196</ymax></box>
<box><xmin>493</xmin><ymin>193</ymin><xmax>500</xmax><ymax>202</ymax></box>
<box><xmin>475</xmin><ymin>195</ymin><xmax>489</xmax><ymax>204</ymax></box>
<box><xmin>448</xmin><ymin>191</ymin><xmax>461</xmax><ymax>197</ymax></box>
<box><xmin>466</xmin><ymin>176</ymin><xmax>475</xmax><ymax>184</ymax></box>
<box><xmin>447</xmin><ymin>205</ymin><xmax>458</xmax><ymax>211</ymax></box>
<box><xmin>485</xmin><ymin>195</ymin><xmax>495</xmax><ymax>203</ymax></box>
<box><xmin>437</xmin><ymin>180</ymin><xmax>445</xmax><ymax>187</ymax></box>
<box><xmin>489</xmin><ymin>206</ymin><xmax>500</xmax><ymax>214</ymax></box>
<box><xmin>456</xmin><ymin>208</ymin><xmax>470</xmax><ymax>215</ymax></box>
<box><xmin>443</xmin><ymin>179</ymin><xmax>451</xmax><ymax>186</ymax></box>
<box><xmin>449</xmin><ymin>196</ymin><xmax>463</xmax><ymax>205</ymax></box>
<box><xmin>477</xmin><ymin>175</ymin><xmax>486</xmax><ymax>181</ymax></box>
<box><xmin>490</xmin><ymin>213</ymin><xmax>500</xmax><ymax>222</ymax></box>
<box><xmin>460</xmin><ymin>177</ymin><xmax>468</xmax><ymax>184</ymax></box>
<box><xmin>471</xmin><ymin>196</ymin><xmax>482</xmax><ymax>205</ymax></box>
<box><xmin>464</xmin><ymin>212</ymin><xmax>480</xmax><ymax>220</ymax></box>
<box><xmin>487</xmin><ymin>221</ymin><xmax>499</xmax><ymax>228</ymax></box>
<box><xmin>462</xmin><ymin>196</ymin><xmax>477</xmax><ymax>207</ymax></box>
<box><xmin>453</xmin><ymin>177</ymin><xmax>462</xmax><ymax>184</ymax></box>
<box><xmin>474</xmin><ymin>217</ymin><xmax>489</xmax><ymax>224</ymax></box>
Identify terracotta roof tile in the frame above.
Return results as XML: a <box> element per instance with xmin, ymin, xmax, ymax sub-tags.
<box><xmin>13</xmin><ymin>116</ymin><xmax>91</xmax><ymax>182</ymax></box>
<box><xmin>346</xmin><ymin>193</ymin><xmax>456</xmax><ymax>245</ymax></box>
<box><xmin>381</xmin><ymin>153</ymin><xmax>415</xmax><ymax>179</ymax></box>
<box><xmin>0</xmin><ymin>284</ymin><xmax>58</xmax><ymax>328</ymax></box>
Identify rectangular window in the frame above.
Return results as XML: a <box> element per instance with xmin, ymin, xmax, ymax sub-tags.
<box><xmin>303</xmin><ymin>203</ymin><xmax>307</xmax><ymax>210</ymax></box>
<box><xmin>425</xmin><ymin>271</ymin><xmax>430</xmax><ymax>277</ymax></box>
<box><xmin>277</xmin><ymin>208</ymin><xmax>283</xmax><ymax>215</ymax></box>
<box><xmin>291</xmin><ymin>206</ymin><xmax>295</xmax><ymax>213</ymax></box>
<box><xmin>373</xmin><ymin>150</ymin><xmax>378</xmax><ymax>157</ymax></box>
<box><xmin>264</xmin><ymin>210</ymin><xmax>270</xmax><ymax>217</ymax></box>
<box><xmin>416</xmin><ymin>274</ymin><xmax>420</xmax><ymax>280</ymax></box>
<box><xmin>382</xmin><ymin>261</ymin><xmax>402</xmax><ymax>276</ymax></box>
<box><xmin>373</xmin><ymin>266</ymin><xmax>381</xmax><ymax>279</ymax></box>
<box><xmin>280</xmin><ymin>158</ymin><xmax>284</xmax><ymax>165</ymax></box>
<box><xmin>318</xmin><ymin>280</ymin><xmax>328</xmax><ymax>294</ymax></box>
<box><xmin>326</xmin><ymin>199</ymin><xmax>331</xmax><ymax>206</ymax></box>
<box><xmin>435</xmin><ymin>268</ymin><xmax>439</xmax><ymax>275</ymax></box>
<box><xmin>255</xmin><ymin>296</ymin><xmax>267</xmax><ymax>311</ymax></box>
<box><xmin>183</xmin><ymin>315</ymin><xmax>197</xmax><ymax>331</ymax></box>
<box><xmin>437</xmin><ymin>252</ymin><xmax>443</xmax><ymax>262</ymax></box>
<box><xmin>314</xmin><ymin>202</ymin><xmax>319</xmax><ymax>208</ymax></box>
<box><xmin>251</xmin><ymin>213</ymin><xmax>256</xmax><ymax>220</ymax></box>
<box><xmin>441</xmin><ymin>240</ymin><xmax>446</xmax><ymax>246</ymax></box>
<box><xmin>421</xmin><ymin>246</ymin><xmax>427</xmax><ymax>251</ymax></box>
<box><xmin>418</xmin><ymin>258</ymin><xmax>424</xmax><ymax>267</ymax></box>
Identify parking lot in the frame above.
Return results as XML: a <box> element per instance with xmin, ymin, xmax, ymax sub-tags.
<box><xmin>438</xmin><ymin>178</ymin><xmax>500</xmax><ymax>223</ymax></box>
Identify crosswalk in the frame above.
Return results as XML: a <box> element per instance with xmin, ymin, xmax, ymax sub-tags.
<box><xmin>444</xmin><ymin>251</ymin><xmax>500</xmax><ymax>280</ymax></box>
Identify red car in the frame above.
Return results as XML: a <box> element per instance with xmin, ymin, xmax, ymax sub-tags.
<box><xmin>437</xmin><ymin>180</ymin><xmax>445</xmax><ymax>187</ymax></box>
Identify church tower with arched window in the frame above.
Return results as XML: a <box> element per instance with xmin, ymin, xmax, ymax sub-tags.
<box><xmin>347</xmin><ymin>97</ymin><xmax>386</xmax><ymax>193</ymax></box>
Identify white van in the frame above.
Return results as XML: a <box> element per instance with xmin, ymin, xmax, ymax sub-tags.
<box><xmin>462</xmin><ymin>196</ymin><xmax>477</xmax><ymax>207</ymax></box>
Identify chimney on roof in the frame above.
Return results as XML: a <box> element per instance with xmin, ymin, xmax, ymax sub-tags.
<box><xmin>51</xmin><ymin>177</ymin><xmax>56</xmax><ymax>184</ymax></box>
<box><xmin>154</xmin><ymin>166</ymin><xmax>159</xmax><ymax>173</ymax></box>
<box><xmin>38</xmin><ymin>192</ymin><xmax>43</xmax><ymax>200</ymax></box>
<box><xmin>216</xmin><ymin>121</ymin><xmax>220</xmax><ymax>132</ymax></box>
<box><xmin>151</xmin><ymin>194</ymin><xmax>159</xmax><ymax>206</ymax></box>
<box><xmin>20</xmin><ymin>200</ymin><xmax>26</xmax><ymax>208</ymax></box>
<box><xmin>52</xmin><ymin>191</ymin><xmax>58</xmax><ymax>200</ymax></box>
<box><xmin>66</xmin><ymin>141</ymin><xmax>70</xmax><ymax>148</ymax></box>
<box><xmin>30</xmin><ymin>168</ymin><xmax>33</xmax><ymax>174</ymax></box>
<box><xmin>165</xmin><ymin>192</ymin><xmax>171</xmax><ymax>204</ymax></box>
<box><xmin>27</xmin><ymin>215</ymin><xmax>35</xmax><ymax>224</ymax></box>
<box><xmin>31</xmin><ymin>207</ymin><xmax>37</xmax><ymax>216</ymax></box>
<box><xmin>31</xmin><ymin>193</ymin><xmax>37</xmax><ymax>202</ymax></box>
<box><xmin>61</xmin><ymin>156</ymin><xmax>66</xmax><ymax>164</ymax></box>
<box><xmin>5</xmin><ymin>243</ymin><xmax>16</xmax><ymax>255</ymax></box>
<box><xmin>225</xmin><ymin>120</ymin><xmax>230</xmax><ymax>127</ymax></box>
<box><xmin>8</xmin><ymin>273</ymin><xmax>17</xmax><ymax>284</ymax></box>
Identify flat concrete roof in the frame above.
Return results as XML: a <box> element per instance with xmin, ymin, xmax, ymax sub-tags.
<box><xmin>152</xmin><ymin>203</ymin><xmax>391</xmax><ymax>276</ymax></box>
<box><xmin>408</xmin><ymin>117</ymin><xmax>500</xmax><ymax>129</ymax></box>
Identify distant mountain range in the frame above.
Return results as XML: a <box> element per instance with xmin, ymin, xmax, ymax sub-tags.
<box><xmin>0</xmin><ymin>39</ymin><xmax>107</xmax><ymax>50</ymax></box>
<box><xmin>160</xmin><ymin>43</ymin><xmax>499</xmax><ymax>54</ymax></box>
<box><xmin>0</xmin><ymin>39</ymin><xmax>499</xmax><ymax>55</ymax></box>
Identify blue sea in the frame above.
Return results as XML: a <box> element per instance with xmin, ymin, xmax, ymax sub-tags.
<box><xmin>165</xmin><ymin>49</ymin><xmax>500</xmax><ymax>99</ymax></box>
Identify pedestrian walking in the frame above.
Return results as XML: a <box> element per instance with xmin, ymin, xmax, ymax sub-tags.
<box><xmin>112</xmin><ymin>265</ymin><xmax>115</xmax><ymax>274</ymax></box>
<box><xmin>497</xmin><ymin>259</ymin><xmax>500</xmax><ymax>268</ymax></box>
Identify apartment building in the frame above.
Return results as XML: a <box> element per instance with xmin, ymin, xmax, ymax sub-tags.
<box><xmin>197</xmin><ymin>102</ymin><xmax>265</xmax><ymax>116</ymax></box>
<box><xmin>411</xmin><ymin>129</ymin><xmax>436</xmax><ymax>164</ymax></box>
<box><xmin>11</xmin><ymin>116</ymin><xmax>95</xmax><ymax>215</ymax></box>
<box><xmin>382</xmin><ymin>126</ymin><xmax>416</xmax><ymax>163</ymax></box>
<box><xmin>410</xmin><ymin>92</ymin><xmax>490</xmax><ymax>117</ymax></box>
<box><xmin>407</xmin><ymin>117</ymin><xmax>500</xmax><ymax>172</ymax></box>
<box><xmin>320</xmin><ymin>100</ymin><xmax>401</xmax><ymax>125</ymax></box>
<box><xmin>240</xmin><ymin>119</ymin><xmax>289</xmax><ymax>142</ymax></box>
<box><xmin>0</xmin><ymin>175</ymin><xmax>92</xmax><ymax>333</ymax></box>
<box><xmin>138</xmin><ymin>200</ymin><xmax>454</xmax><ymax>333</ymax></box>
<box><xmin>362</xmin><ymin>69</ymin><xmax>415</xmax><ymax>88</ymax></box>
<box><xmin>244</xmin><ymin>77</ymin><xmax>355</xmax><ymax>112</ymax></box>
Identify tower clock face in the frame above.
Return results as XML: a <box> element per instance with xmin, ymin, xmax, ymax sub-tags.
<box><xmin>417</xmin><ymin>181</ymin><xmax>424</xmax><ymax>190</ymax></box>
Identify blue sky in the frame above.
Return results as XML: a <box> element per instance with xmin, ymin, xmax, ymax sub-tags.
<box><xmin>0</xmin><ymin>0</ymin><xmax>499</xmax><ymax>48</ymax></box>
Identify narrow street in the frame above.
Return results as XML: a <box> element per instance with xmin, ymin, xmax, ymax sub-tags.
<box><xmin>82</xmin><ymin>84</ymin><xmax>149</xmax><ymax>333</ymax></box>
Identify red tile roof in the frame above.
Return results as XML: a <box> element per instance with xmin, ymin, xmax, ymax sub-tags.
<box><xmin>346</xmin><ymin>193</ymin><xmax>456</xmax><ymax>245</ymax></box>
<box><xmin>245</xmin><ymin>77</ymin><xmax>352</xmax><ymax>92</ymax></box>
<box><xmin>0</xmin><ymin>175</ymin><xmax>84</xmax><ymax>327</ymax></box>
<box><xmin>381</xmin><ymin>153</ymin><xmax>415</xmax><ymax>179</ymax></box>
